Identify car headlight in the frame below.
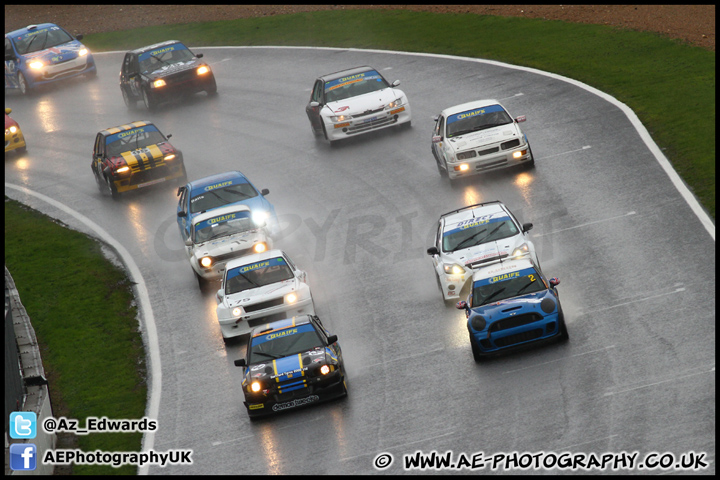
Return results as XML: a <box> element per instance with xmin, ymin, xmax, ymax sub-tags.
<box><xmin>470</xmin><ymin>315</ymin><xmax>486</xmax><ymax>331</ymax></box>
<box><xmin>200</xmin><ymin>256</ymin><xmax>213</xmax><ymax>268</ymax></box>
<box><xmin>330</xmin><ymin>114</ymin><xmax>353</xmax><ymax>122</ymax></box>
<box><xmin>29</xmin><ymin>61</ymin><xmax>44</xmax><ymax>70</ymax></box>
<box><xmin>152</xmin><ymin>79</ymin><xmax>166</xmax><ymax>88</ymax></box>
<box><xmin>252</xmin><ymin>210</ymin><xmax>269</xmax><ymax>226</ymax></box>
<box><xmin>253</xmin><ymin>242</ymin><xmax>267</xmax><ymax>254</ymax></box>
<box><xmin>116</xmin><ymin>166</ymin><xmax>130</xmax><ymax>173</ymax></box>
<box><xmin>197</xmin><ymin>65</ymin><xmax>210</xmax><ymax>75</ymax></box>
<box><xmin>250</xmin><ymin>381</ymin><xmax>262</xmax><ymax>393</ymax></box>
<box><xmin>285</xmin><ymin>292</ymin><xmax>298</xmax><ymax>304</ymax></box>
<box><xmin>513</xmin><ymin>149</ymin><xmax>528</xmax><ymax>159</ymax></box>
<box><xmin>320</xmin><ymin>364</ymin><xmax>330</xmax><ymax>375</ymax></box>
<box><xmin>78</xmin><ymin>48</ymin><xmax>88</xmax><ymax>56</ymax></box>
<box><xmin>456</xmin><ymin>150</ymin><xmax>477</xmax><ymax>160</ymax></box>
<box><xmin>8</xmin><ymin>126</ymin><xmax>17</xmax><ymax>134</ymax></box>
<box><xmin>232</xmin><ymin>306</ymin><xmax>243</xmax><ymax>317</ymax></box>
<box><xmin>443</xmin><ymin>263</ymin><xmax>465</xmax><ymax>275</ymax></box>
<box><xmin>163</xmin><ymin>154</ymin><xmax>176</xmax><ymax>161</ymax></box>
<box><xmin>511</xmin><ymin>244</ymin><xmax>529</xmax><ymax>258</ymax></box>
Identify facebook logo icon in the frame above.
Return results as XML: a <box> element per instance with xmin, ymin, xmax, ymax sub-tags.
<box><xmin>10</xmin><ymin>443</ymin><xmax>37</xmax><ymax>471</ymax></box>
<box><xmin>10</xmin><ymin>411</ymin><xmax>37</xmax><ymax>438</ymax></box>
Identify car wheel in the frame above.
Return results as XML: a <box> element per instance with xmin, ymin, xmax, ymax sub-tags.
<box><xmin>206</xmin><ymin>76</ymin><xmax>218</xmax><ymax>96</ymax></box>
<box><xmin>321</xmin><ymin>123</ymin><xmax>337</xmax><ymax>147</ymax></box>
<box><xmin>122</xmin><ymin>87</ymin><xmax>136</xmax><ymax>109</ymax></box>
<box><xmin>525</xmin><ymin>146</ymin><xmax>536</xmax><ymax>169</ymax></box>
<box><xmin>142</xmin><ymin>88</ymin><xmax>157</xmax><ymax>111</ymax></box>
<box><xmin>558</xmin><ymin>312</ymin><xmax>569</xmax><ymax>341</ymax></box>
<box><xmin>469</xmin><ymin>332</ymin><xmax>485</xmax><ymax>363</ymax></box>
<box><xmin>92</xmin><ymin>165</ymin><xmax>104</xmax><ymax>193</ymax></box>
<box><xmin>195</xmin><ymin>271</ymin><xmax>207</xmax><ymax>291</ymax></box>
<box><xmin>16</xmin><ymin>145</ymin><xmax>27</xmax><ymax>154</ymax></box>
<box><xmin>17</xmin><ymin>72</ymin><xmax>31</xmax><ymax>96</ymax></box>
<box><xmin>86</xmin><ymin>66</ymin><xmax>98</xmax><ymax>79</ymax></box>
<box><xmin>436</xmin><ymin>158</ymin><xmax>448</xmax><ymax>178</ymax></box>
<box><xmin>105</xmin><ymin>174</ymin><xmax>120</xmax><ymax>200</ymax></box>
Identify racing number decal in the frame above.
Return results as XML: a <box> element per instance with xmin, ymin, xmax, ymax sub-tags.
<box><xmin>528</xmin><ymin>274</ymin><xmax>535</xmax><ymax>282</ymax></box>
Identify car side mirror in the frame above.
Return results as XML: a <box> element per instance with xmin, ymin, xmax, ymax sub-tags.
<box><xmin>216</xmin><ymin>289</ymin><xmax>224</xmax><ymax>301</ymax></box>
<box><xmin>196</xmin><ymin>53</ymin><xmax>204</xmax><ymax>58</ymax></box>
<box><xmin>432</xmin><ymin>135</ymin><xmax>443</xmax><ymax>144</ymax></box>
<box><xmin>177</xmin><ymin>211</ymin><xmax>186</xmax><ymax>217</ymax></box>
<box><xmin>309</xmin><ymin>101</ymin><xmax>320</xmax><ymax>107</ymax></box>
<box><xmin>184</xmin><ymin>238</ymin><xmax>192</xmax><ymax>246</ymax></box>
<box><xmin>522</xmin><ymin>222</ymin><xmax>533</xmax><ymax>233</ymax></box>
<box><xmin>326</xmin><ymin>334</ymin><xmax>338</xmax><ymax>345</ymax></box>
<box><xmin>427</xmin><ymin>246</ymin><xmax>439</xmax><ymax>256</ymax></box>
<box><xmin>515</xmin><ymin>115</ymin><xmax>526</xmax><ymax>123</ymax></box>
<box><xmin>234</xmin><ymin>359</ymin><xmax>246</xmax><ymax>367</ymax></box>
<box><xmin>76</xmin><ymin>34</ymin><xmax>84</xmax><ymax>41</ymax></box>
<box><xmin>261</xmin><ymin>188</ymin><xmax>269</xmax><ymax>195</ymax></box>
<box><xmin>456</xmin><ymin>301</ymin><xmax>468</xmax><ymax>310</ymax></box>
<box><xmin>392</xmin><ymin>79</ymin><xmax>400</xmax><ymax>87</ymax></box>
<box><xmin>549</xmin><ymin>277</ymin><xmax>560</xmax><ymax>287</ymax></box>
<box><xmin>5</xmin><ymin>108</ymin><xmax>11</xmax><ymax>115</ymax></box>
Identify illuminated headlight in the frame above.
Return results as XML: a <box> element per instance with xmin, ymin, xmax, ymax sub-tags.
<box><xmin>386</xmin><ymin>97</ymin><xmax>404</xmax><ymax>109</ymax></box>
<box><xmin>456</xmin><ymin>150</ymin><xmax>477</xmax><ymax>160</ymax></box>
<box><xmin>29</xmin><ymin>61</ymin><xmax>44</xmax><ymax>70</ymax></box>
<box><xmin>443</xmin><ymin>263</ymin><xmax>465</xmax><ymax>275</ymax></box>
<box><xmin>513</xmin><ymin>149</ymin><xmax>528</xmax><ymax>159</ymax></box>
<box><xmin>116</xmin><ymin>166</ymin><xmax>130</xmax><ymax>173</ymax></box>
<box><xmin>330</xmin><ymin>114</ymin><xmax>353</xmax><ymax>122</ymax></box>
<box><xmin>78</xmin><ymin>48</ymin><xmax>88</xmax><ymax>56</ymax></box>
<box><xmin>232</xmin><ymin>307</ymin><xmax>243</xmax><ymax>317</ymax></box>
<box><xmin>8</xmin><ymin>126</ymin><xmax>18</xmax><ymax>134</ymax></box>
<box><xmin>197</xmin><ymin>66</ymin><xmax>210</xmax><ymax>75</ymax></box>
<box><xmin>252</xmin><ymin>210</ymin><xmax>269</xmax><ymax>226</ymax></box>
<box><xmin>152</xmin><ymin>79</ymin><xmax>166</xmax><ymax>88</ymax></box>
<box><xmin>163</xmin><ymin>154</ymin><xmax>176</xmax><ymax>161</ymax></box>
<box><xmin>512</xmin><ymin>244</ymin><xmax>529</xmax><ymax>258</ymax></box>
<box><xmin>250</xmin><ymin>381</ymin><xmax>262</xmax><ymax>393</ymax></box>
<box><xmin>454</xmin><ymin>164</ymin><xmax>470</xmax><ymax>172</ymax></box>
<box><xmin>320</xmin><ymin>365</ymin><xmax>330</xmax><ymax>375</ymax></box>
<box><xmin>253</xmin><ymin>242</ymin><xmax>267</xmax><ymax>254</ymax></box>
<box><xmin>285</xmin><ymin>293</ymin><xmax>298</xmax><ymax>304</ymax></box>
<box><xmin>200</xmin><ymin>256</ymin><xmax>213</xmax><ymax>268</ymax></box>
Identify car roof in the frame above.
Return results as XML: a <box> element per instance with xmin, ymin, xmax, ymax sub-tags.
<box><xmin>250</xmin><ymin>315</ymin><xmax>314</xmax><ymax>339</ymax></box>
<box><xmin>319</xmin><ymin>65</ymin><xmax>377</xmax><ymax>82</ymax></box>
<box><xmin>188</xmin><ymin>171</ymin><xmax>250</xmax><ymax>191</ymax></box>
<box><xmin>224</xmin><ymin>249</ymin><xmax>286</xmax><ymax>270</ymax></box>
<box><xmin>191</xmin><ymin>204</ymin><xmax>251</xmax><ymax>226</ymax></box>
<box><xmin>129</xmin><ymin>40</ymin><xmax>185</xmax><ymax>55</ymax></box>
<box><xmin>6</xmin><ymin>23</ymin><xmax>61</xmax><ymax>38</ymax></box>
<box><xmin>441</xmin><ymin>99</ymin><xmax>504</xmax><ymax>118</ymax></box>
<box><xmin>472</xmin><ymin>257</ymin><xmax>536</xmax><ymax>282</ymax></box>
<box><xmin>441</xmin><ymin>202</ymin><xmax>508</xmax><ymax>226</ymax></box>
<box><xmin>98</xmin><ymin>120</ymin><xmax>155</xmax><ymax>137</ymax></box>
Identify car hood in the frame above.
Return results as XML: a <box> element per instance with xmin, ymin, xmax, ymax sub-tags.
<box><xmin>444</xmin><ymin>237</ymin><xmax>524</xmax><ymax>268</ymax></box>
<box><xmin>144</xmin><ymin>59</ymin><xmax>202</xmax><ymax>79</ymax></box>
<box><xmin>113</xmin><ymin>143</ymin><xmax>175</xmax><ymax>169</ymax></box>
<box><xmin>446</xmin><ymin>123</ymin><xmax>522</xmax><ymax>152</ymax></box>
<box><xmin>222</xmin><ymin>277</ymin><xmax>300</xmax><ymax>308</ymax></box>
<box><xmin>193</xmin><ymin>230</ymin><xmax>268</xmax><ymax>257</ymax></box>
<box><xmin>325</xmin><ymin>88</ymin><xmax>402</xmax><ymax>116</ymax></box>
<box><xmin>23</xmin><ymin>40</ymin><xmax>88</xmax><ymax>64</ymax></box>
<box><xmin>246</xmin><ymin>346</ymin><xmax>335</xmax><ymax>382</ymax></box>
<box><xmin>471</xmin><ymin>290</ymin><xmax>555</xmax><ymax>319</ymax></box>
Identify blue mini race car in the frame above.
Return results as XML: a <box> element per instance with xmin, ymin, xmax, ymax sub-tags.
<box><xmin>456</xmin><ymin>257</ymin><xmax>568</xmax><ymax>361</ymax></box>
<box><xmin>5</xmin><ymin>23</ymin><xmax>97</xmax><ymax>95</ymax></box>
<box><xmin>176</xmin><ymin>171</ymin><xmax>277</xmax><ymax>241</ymax></box>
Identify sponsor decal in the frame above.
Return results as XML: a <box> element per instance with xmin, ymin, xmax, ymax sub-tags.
<box><xmin>208</xmin><ymin>213</ymin><xmax>236</xmax><ymax>224</ymax></box>
<box><xmin>446</xmin><ymin>104</ymin><xmax>505</xmax><ymax>125</ymax></box>
<box><xmin>106</xmin><ymin>124</ymin><xmax>160</xmax><ymax>144</ymax></box>
<box><xmin>249</xmin><ymin>404</ymin><xmax>264</xmax><ymax>410</ymax></box>
<box><xmin>271</xmin><ymin>367</ymin><xmax>307</xmax><ymax>379</ymax></box>
<box><xmin>271</xmin><ymin>395</ymin><xmax>320</xmax><ymax>412</ymax></box>
<box><xmin>308</xmin><ymin>350</ymin><xmax>324</xmax><ymax>356</ymax></box>
<box><xmin>324</xmin><ymin>70</ymin><xmax>382</xmax><ymax>92</ymax></box>
<box><xmin>390</xmin><ymin>107</ymin><xmax>405</xmax><ymax>115</ymax></box>
<box><xmin>138</xmin><ymin>43</ymin><xmax>188</xmax><ymax>62</ymax></box>
<box><xmin>334</xmin><ymin>106</ymin><xmax>350</xmax><ymax>112</ymax></box>
<box><xmin>489</xmin><ymin>272</ymin><xmax>520</xmax><ymax>283</ymax></box>
<box><xmin>204</xmin><ymin>180</ymin><xmax>233</xmax><ymax>191</ymax></box>
<box><xmin>250</xmin><ymin>364</ymin><xmax>266</xmax><ymax>371</ymax></box>
<box><xmin>465</xmin><ymin>250</ymin><xmax>508</xmax><ymax>265</ymax></box>
<box><xmin>226</xmin><ymin>257</ymin><xmax>287</xmax><ymax>279</ymax></box>
<box><xmin>443</xmin><ymin>215</ymin><xmax>510</xmax><ymax>238</ymax></box>
<box><xmin>474</xmin><ymin>267</ymin><xmax>538</xmax><ymax>288</ymax></box>
<box><xmin>266</xmin><ymin>328</ymin><xmax>297</xmax><ymax>341</ymax></box>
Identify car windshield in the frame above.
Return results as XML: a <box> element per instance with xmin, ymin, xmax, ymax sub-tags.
<box><xmin>105</xmin><ymin>125</ymin><xmax>166</xmax><ymax>157</ymax></box>
<box><xmin>189</xmin><ymin>182</ymin><xmax>259</xmax><ymax>214</ymax></box>
<box><xmin>472</xmin><ymin>267</ymin><xmax>545</xmax><ymax>307</ymax></box>
<box><xmin>192</xmin><ymin>211</ymin><xmax>256</xmax><ymax>244</ymax></box>
<box><xmin>12</xmin><ymin>26</ymin><xmax>74</xmax><ymax>55</ymax></box>
<box><xmin>324</xmin><ymin>69</ymin><xmax>390</xmax><ymax>103</ymax></box>
<box><xmin>138</xmin><ymin>43</ymin><xmax>195</xmax><ymax>73</ymax></box>
<box><xmin>248</xmin><ymin>323</ymin><xmax>323</xmax><ymax>364</ymax></box>
<box><xmin>446</xmin><ymin>104</ymin><xmax>512</xmax><ymax>138</ymax></box>
<box><xmin>443</xmin><ymin>216</ymin><xmax>518</xmax><ymax>252</ymax></box>
<box><xmin>225</xmin><ymin>257</ymin><xmax>294</xmax><ymax>295</ymax></box>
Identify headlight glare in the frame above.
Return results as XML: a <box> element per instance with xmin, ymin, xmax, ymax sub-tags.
<box><xmin>116</xmin><ymin>166</ymin><xmax>130</xmax><ymax>173</ymax></box>
<box><xmin>252</xmin><ymin>210</ymin><xmax>269</xmax><ymax>226</ymax></box>
<box><xmin>9</xmin><ymin>126</ymin><xmax>18</xmax><ymax>134</ymax></box>
<box><xmin>200</xmin><ymin>256</ymin><xmax>213</xmax><ymax>268</ymax></box>
<box><xmin>320</xmin><ymin>365</ymin><xmax>330</xmax><ymax>375</ymax></box>
<box><xmin>153</xmin><ymin>79</ymin><xmax>166</xmax><ymax>88</ymax></box>
<box><xmin>232</xmin><ymin>307</ymin><xmax>243</xmax><ymax>317</ymax></box>
<box><xmin>163</xmin><ymin>154</ymin><xmax>176</xmax><ymax>161</ymax></box>
<box><xmin>285</xmin><ymin>293</ymin><xmax>298</xmax><ymax>304</ymax></box>
<box><xmin>197</xmin><ymin>66</ymin><xmax>209</xmax><ymax>75</ymax></box>
<box><xmin>78</xmin><ymin>48</ymin><xmax>88</xmax><ymax>56</ymax></box>
<box><xmin>512</xmin><ymin>244</ymin><xmax>529</xmax><ymax>258</ymax></box>
<box><xmin>443</xmin><ymin>263</ymin><xmax>465</xmax><ymax>275</ymax></box>
<box><xmin>253</xmin><ymin>242</ymin><xmax>267</xmax><ymax>254</ymax></box>
<box><xmin>29</xmin><ymin>61</ymin><xmax>44</xmax><ymax>69</ymax></box>
<box><xmin>250</xmin><ymin>381</ymin><xmax>261</xmax><ymax>393</ymax></box>
<box><xmin>331</xmin><ymin>114</ymin><xmax>352</xmax><ymax>122</ymax></box>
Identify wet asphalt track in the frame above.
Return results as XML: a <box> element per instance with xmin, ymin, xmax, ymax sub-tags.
<box><xmin>4</xmin><ymin>47</ymin><xmax>715</xmax><ymax>474</ymax></box>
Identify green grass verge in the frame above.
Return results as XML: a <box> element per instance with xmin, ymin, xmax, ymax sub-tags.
<box><xmin>5</xmin><ymin>198</ymin><xmax>146</xmax><ymax>475</ymax></box>
<box><xmin>86</xmin><ymin>9</ymin><xmax>715</xmax><ymax>219</ymax></box>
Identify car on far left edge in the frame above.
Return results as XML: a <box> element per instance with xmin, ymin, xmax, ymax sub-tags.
<box><xmin>5</xmin><ymin>108</ymin><xmax>26</xmax><ymax>154</ymax></box>
<box><xmin>119</xmin><ymin>40</ymin><xmax>216</xmax><ymax>111</ymax></box>
<box><xmin>5</xmin><ymin>23</ymin><xmax>97</xmax><ymax>95</ymax></box>
<box><xmin>91</xmin><ymin>120</ymin><xmax>186</xmax><ymax>200</ymax></box>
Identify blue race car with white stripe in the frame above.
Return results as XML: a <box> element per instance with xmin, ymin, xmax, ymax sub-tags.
<box><xmin>176</xmin><ymin>171</ymin><xmax>277</xmax><ymax>241</ymax></box>
<box><xmin>234</xmin><ymin>315</ymin><xmax>347</xmax><ymax>418</ymax></box>
<box><xmin>456</xmin><ymin>257</ymin><xmax>568</xmax><ymax>361</ymax></box>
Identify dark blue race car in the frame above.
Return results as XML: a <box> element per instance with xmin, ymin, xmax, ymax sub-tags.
<box><xmin>456</xmin><ymin>257</ymin><xmax>568</xmax><ymax>361</ymax></box>
<box><xmin>176</xmin><ymin>171</ymin><xmax>277</xmax><ymax>241</ymax></box>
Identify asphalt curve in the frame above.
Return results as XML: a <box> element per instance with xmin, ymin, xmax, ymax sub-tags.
<box><xmin>4</xmin><ymin>47</ymin><xmax>715</xmax><ymax>474</ymax></box>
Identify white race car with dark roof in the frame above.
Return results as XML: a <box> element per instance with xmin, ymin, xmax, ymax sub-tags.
<box><xmin>215</xmin><ymin>250</ymin><xmax>315</xmax><ymax>341</ymax></box>
<box><xmin>426</xmin><ymin>201</ymin><xmax>538</xmax><ymax>302</ymax></box>
<box><xmin>305</xmin><ymin>65</ymin><xmax>411</xmax><ymax>145</ymax></box>
<box><xmin>431</xmin><ymin>99</ymin><xmax>534</xmax><ymax>181</ymax></box>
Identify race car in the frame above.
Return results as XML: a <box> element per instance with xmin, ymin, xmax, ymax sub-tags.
<box><xmin>177</xmin><ymin>171</ymin><xmax>277</xmax><ymax>242</ymax></box>
<box><xmin>305</xmin><ymin>65</ymin><xmax>411</xmax><ymax>145</ymax></box>
<box><xmin>215</xmin><ymin>250</ymin><xmax>314</xmax><ymax>341</ymax></box>
<box><xmin>119</xmin><ymin>40</ymin><xmax>216</xmax><ymax>111</ymax></box>
<box><xmin>426</xmin><ymin>201</ymin><xmax>538</xmax><ymax>303</ymax></box>
<box><xmin>234</xmin><ymin>315</ymin><xmax>347</xmax><ymax>418</ymax></box>
<box><xmin>431</xmin><ymin>99</ymin><xmax>534</xmax><ymax>181</ymax></box>
<box><xmin>5</xmin><ymin>108</ymin><xmax>26</xmax><ymax>154</ymax></box>
<box><xmin>456</xmin><ymin>257</ymin><xmax>568</xmax><ymax>361</ymax></box>
<box><xmin>91</xmin><ymin>120</ymin><xmax>186</xmax><ymax>200</ymax></box>
<box><xmin>186</xmin><ymin>204</ymin><xmax>272</xmax><ymax>289</ymax></box>
<box><xmin>5</xmin><ymin>23</ymin><xmax>97</xmax><ymax>95</ymax></box>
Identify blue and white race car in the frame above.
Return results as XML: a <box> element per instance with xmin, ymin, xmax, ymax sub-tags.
<box><xmin>5</xmin><ymin>23</ymin><xmax>97</xmax><ymax>95</ymax></box>
<box><xmin>456</xmin><ymin>257</ymin><xmax>568</xmax><ymax>361</ymax></box>
<box><xmin>177</xmin><ymin>171</ymin><xmax>277</xmax><ymax>241</ymax></box>
<box><xmin>427</xmin><ymin>201</ymin><xmax>538</xmax><ymax>303</ymax></box>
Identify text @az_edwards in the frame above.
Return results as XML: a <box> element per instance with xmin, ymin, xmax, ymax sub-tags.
<box><xmin>42</xmin><ymin>416</ymin><xmax>157</xmax><ymax>435</ymax></box>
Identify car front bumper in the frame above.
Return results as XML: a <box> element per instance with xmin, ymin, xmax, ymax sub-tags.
<box><xmin>218</xmin><ymin>296</ymin><xmax>315</xmax><ymax>339</ymax></box>
<box><xmin>112</xmin><ymin>160</ymin><xmax>185</xmax><ymax>193</ymax></box>
<box><xmin>5</xmin><ymin>128</ymin><xmax>26</xmax><ymax>152</ymax></box>
<box><xmin>23</xmin><ymin>55</ymin><xmax>96</xmax><ymax>87</ymax></box>
<box><xmin>447</xmin><ymin>145</ymin><xmax>532</xmax><ymax>179</ymax></box>
<box><xmin>470</xmin><ymin>311</ymin><xmax>562</xmax><ymax>356</ymax></box>
<box><xmin>324</xmin><ymin>104</ymin><xmax>411</xmax><ymax>141</ymax></box>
